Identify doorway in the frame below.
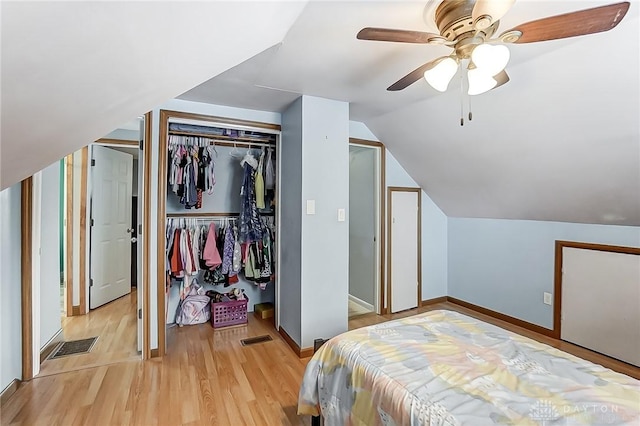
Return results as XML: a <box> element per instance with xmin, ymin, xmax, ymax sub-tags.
<box><xmin>388</xmin><ymin>187</ymin><xmax>421</xmax><ymax>314</ymax></box>
<box><xmin>348</xmin><ymin>140</ymin><xmax>384</xmax><ymax>317</ymax></box>
<box><xmin>40</xmin><ymin>129</ymin><xmax>142</xmax><ymax>376</ymax></box>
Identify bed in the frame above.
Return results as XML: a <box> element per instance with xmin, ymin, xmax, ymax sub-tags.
<box><xmin>298</xmin><ymin>309</ymin><xmax>640</xmax><ymax>425</ymax></box>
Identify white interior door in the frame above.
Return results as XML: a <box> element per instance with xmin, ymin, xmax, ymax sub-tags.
<box><xmin>90</xmin><ymin>145</ymin><xmax>133</xmax><ymax>309</ymax></box>
<box><xmin>561</xmin><ymin>247</ymin><xmax>640</xmax><ymax>366</ymax></box>
<box><xmin>390</xmin><ymin>190</ymin><xmax>419</xmax><ymax>313</ymax></box>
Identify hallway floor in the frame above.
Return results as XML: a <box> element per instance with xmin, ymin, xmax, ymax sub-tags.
<box><xmin>38</xmin><ymin>290</ymin><xmax>139</xmax><ymax>378</ymax></box>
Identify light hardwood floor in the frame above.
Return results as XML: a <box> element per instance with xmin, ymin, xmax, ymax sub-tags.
<box><xmin>38</xmin><ymin>290</ymin><xmax>139</xmax><ymax>377</ymax></box>
<box><xmin>3</xmin><ymin>301</ymin><xmax>639</xmax><ymax>425</ymax></box>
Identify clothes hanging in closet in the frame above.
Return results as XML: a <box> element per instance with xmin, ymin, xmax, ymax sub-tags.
<box><xmin>168</xmin><ymin>136</ymin><xmax>216</xmax><ymax>209</ymax></box>
<box><xmin>238</xmin><ymin>151</ymin><xmax>263</xmax><ymax>243</ymax></box>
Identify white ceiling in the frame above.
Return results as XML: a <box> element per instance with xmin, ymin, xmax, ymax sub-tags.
<box><xmin>2</xmin><ymin>1</ymin><xmax>638</xmax><ymax>226</ymax></box>
<box><xmin>1</xmin><ymin>1</ymin><xmax>306</xmax><ymax>188</ymax></box>
<box><xmin>179</xmin><ymin>0</ymin><xmax>640</xmax><ymax>226</ymax></box>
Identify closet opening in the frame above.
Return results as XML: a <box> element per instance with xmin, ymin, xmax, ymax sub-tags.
<box><xmin>157</xmin><ymin>110</ymin><xmax>281</xmax><ymax>356</ymax></box>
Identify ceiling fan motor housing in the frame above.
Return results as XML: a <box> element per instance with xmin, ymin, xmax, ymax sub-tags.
<box><xmin>435</xmin><ymin>0</ymin><xmax>498</xmax><ymax>57</ymax></box>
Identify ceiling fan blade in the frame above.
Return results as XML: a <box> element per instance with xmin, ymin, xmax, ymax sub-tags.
<box><xmin>493</xmin><ymin>70</ymin><xmax>510</xmax><ymax>89</ymax></box>
<box><xmin>501</xmin><ymin>2</ymin><xmax>630</xmax><ymax>44</ymax></box>
<box><xmin>472</xmin><ymin>0</ymin><xmax>516</xmax><ymax>30</ymax></box>
<box><xmin>387</xmin><ymin>58</ymin><xmax>444</xmax><ymax>91</ymax></box>
<box><xmin>357</xmin><ymin>27</ymin><xmax>442</xmax><ymax>44</ymax></box>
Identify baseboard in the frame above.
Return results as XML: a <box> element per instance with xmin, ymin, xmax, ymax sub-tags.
<box><xmin>40</xmin><ymin>328</ymin><xmax>64</xmax><ymax>363</ymax></box>
<box><xmin>72</xmin><ymin>305</ymin><xmax>81</xmax><ymax>316</ymax></box>
<box><xmin>299</xmin><ymin>346</ymin><xmax>314</xmax><ymax>358</ymax></box>
<box><xmin>278</xmin><ymin>326</ymin><xmax>314</xmax><ymax>358</ymax></box>
<box><xmin>1</xmin><ymin>379</ymin><xmax>21</xmax><ymax>407</ymax></box>
<box><xmin>446</xmin><ymin>297</ymin><xmax>555</xmax><ymax>337</ymax></box>
<box><xmin>420</xmin><ymin>296</ymin><xmax>447</xmax><ymax>306</ymax></box>
<box><xmin>348</xmin><ymin>294</ymin><xmax>374</xmax><ymax>311</ymax></box>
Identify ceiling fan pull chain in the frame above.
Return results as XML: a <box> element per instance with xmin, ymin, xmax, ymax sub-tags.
<box><xmin>460</xmin><ymin>65</ymin><xmax>464</xmax><ymax>126</ymax></box>
<box><xmin>469</xmin><ymin>95</ymin><xmax>473</xmax><ymax>122</ymax></box>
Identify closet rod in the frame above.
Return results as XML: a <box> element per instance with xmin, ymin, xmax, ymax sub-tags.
<box><xmin>168</xmin><ymin>132</ymin><xmax>276</xmax><ymax>147</ymax></box>
<box><xmin>167</xmin><ymin>212</ymin><xmax>239</xmax><ymax>218</ymax></box>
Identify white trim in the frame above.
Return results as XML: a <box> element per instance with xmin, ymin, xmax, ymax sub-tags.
<box><xmin>41</xmin><ymin>328</ymin><xmax>63</xmax><ymax>351</ymax></box>
<box><xmin>40</xmin><ymin>328</ymin><xmax>63</xmax><ymax>361</ymax></box>
<box><xmin>348</xmin><ymin>294</ymin><xmax>374</xmax><ymax>312</ymax></box>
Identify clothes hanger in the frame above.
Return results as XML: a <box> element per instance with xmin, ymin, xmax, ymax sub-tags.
<box><xmin>230</xmin><ymin>143</ymin><xmax>242</xmax><ymax>159</ymax></box>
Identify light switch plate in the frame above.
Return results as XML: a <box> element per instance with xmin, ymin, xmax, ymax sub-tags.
<box><xmin>338</xmin><ymin>208</ymin><xmax>346</xmax><ymax>222</ymax></box>
<box><xmin>306</xmin><ymin>200</ymin><xmax>315</xmax><ymax>215</ymax></box>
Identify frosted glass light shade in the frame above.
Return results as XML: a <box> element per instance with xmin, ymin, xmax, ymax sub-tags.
<box><xmin>468</xmin><ymin>68</ymin><xmax>496</xmax><ymax>95</ymax></box>
<box><xmin>471</xmin><ymin>44</ymin><xmax>510</xmax><ymax>76</ymax></box>
<box><xmin>424</xmin><ymin>57</ymin><xmax>458</xmax><ymax>92</ymax></box>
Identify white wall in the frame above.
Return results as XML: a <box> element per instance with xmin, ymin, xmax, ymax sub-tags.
<box><xmin>103</xmin><ymin>128</ymin><xmax>139</xmax><ymax>141</ymax></box>
<box><xmin>39</xmin><ymin>162</ymin><xmax>62</xmax><ymax>349</ymax></box>
<box><xmin>448</xmin><ymin>218</ymin><xmax>640</xmax><ymax>329</ymax></box>
<box><xmin>300</xmin><ymin>96</ymin><xmax>350</xmax><ymax>348</ymax></box>
<box><xmin>1</xmin><ymin>183</ymin><xmax>23</xmax><ymax>390</ymax></box>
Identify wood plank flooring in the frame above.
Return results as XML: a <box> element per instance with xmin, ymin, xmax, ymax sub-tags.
<box><xmin>3</xmin><ymin>301</ymin><xmax>639</xmax><ymax>425</ymax></box>
<box><xmin>38</xmin><ymin>290</ymin><xmax>139</xmax><ymax>377</ymax></box>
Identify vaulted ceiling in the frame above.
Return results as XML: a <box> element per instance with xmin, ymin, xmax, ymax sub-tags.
<box><xmin>2</xmin><ymin>1</ymin><xmax>639</xmax><ymax>226</ymax></box>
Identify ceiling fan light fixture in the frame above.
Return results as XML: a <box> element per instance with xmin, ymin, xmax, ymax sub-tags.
<box><xmin>467</xmin><ymin>68</ymin><xmax>497</xmax><ymax>96</ymax></box>
<box><xmin>423</xmin><ymin>57</ymin><xmax>458</xmax><ymax>92</ymax></box>
<box><xmin>471</xmin><ymin>44</ymin><xmax>510</xmax><ymax>76</ymax></box>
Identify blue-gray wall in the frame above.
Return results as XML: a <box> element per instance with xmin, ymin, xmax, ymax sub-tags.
<box><xmin>448</xmin><ymin>218</ymin><xmax>640</xmax><ymax>329</ymax></box>
<box><xmin>386</xmin><ymin>151</ymin><xmax>448</xmax><ymax>300</ymax></box>
<box><xmin>300</xmin><ymin>96</ymin><xmax>350</xmax><ymax>348</ymax></box>
<box><xmin>280</xmin><ymin>97</ymin><xmax>303</xmax><ymax>344</ymax></box>
<box><xmin>1</xmin><ymin>183</ymin><xmax>23</xmax><ymax>391</ymax></box>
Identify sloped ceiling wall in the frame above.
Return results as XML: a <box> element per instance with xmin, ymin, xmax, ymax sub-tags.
<box><xmin>179</xmin><ymin>1</ymin><xmax>640</xmax><ymax>226</ymax></box>
<box><xmin>0</xmin><ymin>1</ymin><xmax>306</xmax><ymax>189</ymax></box>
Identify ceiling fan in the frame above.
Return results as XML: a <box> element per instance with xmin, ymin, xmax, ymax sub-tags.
<box><xmin>357</xmin><ymin>0</ymin><xmax>630</xmax><ymax>95</ymax></box>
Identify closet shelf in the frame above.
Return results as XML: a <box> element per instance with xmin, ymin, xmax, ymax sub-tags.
<box><xmin>166</xmin><ymin>211</ymin><xmax>275</xmax><ymax>218</ymax></box>
<box><xmin>167</xmin><ymin>212</ymin><xmax>240</xmax><ymax>218</ymax></box>
<box><xmin>168</xmin><ymin>130</ymin><xmax>275</xmax><ymax>145</ymax></box>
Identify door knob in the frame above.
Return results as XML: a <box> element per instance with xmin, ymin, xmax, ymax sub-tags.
<box><xmin>126</xmin><ymin>228</ymin><xmax>134</xmax><ymax>233</ymax></box>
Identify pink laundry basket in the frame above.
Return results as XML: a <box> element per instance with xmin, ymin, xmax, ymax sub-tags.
<box><xmin>211</xmin><ymin>298</ymin><xmax>248</xmax><ymax>328</ymax></box>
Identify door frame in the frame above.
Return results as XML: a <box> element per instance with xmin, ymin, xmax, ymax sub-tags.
<box><xmin>387</xmin><ymin>187</ymin><xmax>421</xmax><ymax>314</ymax></box>
<box><xmin>21</xmin><ymin>177</ymin><xmax>35</xmax><ymax>380</ymax></box>
<box><xmin>348</xmin><ymin>138</ymin><xmax>386</xmax><ymax>314</ymax></box>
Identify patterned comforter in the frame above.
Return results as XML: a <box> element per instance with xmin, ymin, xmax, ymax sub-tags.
<box><xmin>298</xmin><ymin>310</ymin><xmax>640</xmax><ymax>425</ymax></box>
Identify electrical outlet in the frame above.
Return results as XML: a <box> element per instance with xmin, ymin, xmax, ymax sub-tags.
<box><xmin>543</xmin><ymin>292</ymin><xmax>552</xmax><ymax>305</ymax></box>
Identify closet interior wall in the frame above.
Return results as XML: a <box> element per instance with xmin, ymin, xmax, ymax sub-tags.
<box><xmin>164</xmin><ymin>118</ymin><xmax>279</xmax><ymax>325</ymax></box>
